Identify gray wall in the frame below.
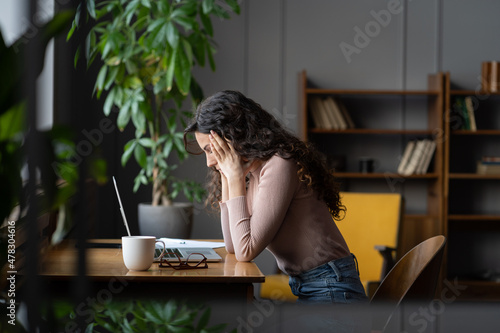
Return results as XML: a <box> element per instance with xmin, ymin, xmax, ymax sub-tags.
<box><xmin>179</xmin><ymin>0</ymin><xmax>500</xmax><ymax>273</ymax></box>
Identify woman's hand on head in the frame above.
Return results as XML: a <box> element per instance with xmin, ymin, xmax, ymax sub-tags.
<box><xmin>209</xmin><ymin>131</ymin><xmax>247</xmax><ymax>181</ymax></box>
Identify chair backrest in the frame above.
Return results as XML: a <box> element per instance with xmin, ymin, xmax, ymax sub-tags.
<box><xmin>370</xmin><ymin>235</ymin><xmax>446</xmax><ymax>332</ymax></box>
<box><xmin>336</xmin><ymin>192</ymin><xmax>403</xmax><ymax>292</ymax></box>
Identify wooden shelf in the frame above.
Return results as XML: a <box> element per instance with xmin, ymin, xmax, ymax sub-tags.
<box><xmin>305</xmin><ymin>88</ymin><xmax>440</xmax><ymax>96</ymax></box>
<box><xmin>309</xmin><ymin>128</ymin><xmax>434</xmax><ymax>135</ymax></box>
<box><xmin>452</xmin><ymin>129</ymin><xmax>500</xmax><ymax>135</ymax></box>
<box><xmin>450</xmin><ymin>90</ymin><xmax>500</xmax><ymax>96</ymax></box>
<box><xmin>448</xmin><ymin>214</ymin><xmax>500</xmax><ymax>221</ymax></box>
<box><xmin>451</xmin><ymin>280</ymin><xmax>500</xmax><ymax>301</ymax></box>
<box><xmin>336</xmin><ymin>172</ymin><xmax>439</xmax><ymax>179</ymax></box>
<box><xmin>300</xmin><ymin>70</ymin><xmax>445</xmax><ymax>273</ymax></box>
<box><xmin>449</xmin><ymin>173</ymin><xmax>500</xmax><ymax>179</ymax></box>
<box><xmin>444</xmin><ymin>72</ymin><xmax>500</xmax><ymax>301</ymax></box>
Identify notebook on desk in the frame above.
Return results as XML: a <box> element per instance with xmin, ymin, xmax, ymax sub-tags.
<box><xmin>154</xmin><ymin>247</ymin><xmax>222</xmax><ymax>262</ymax></box>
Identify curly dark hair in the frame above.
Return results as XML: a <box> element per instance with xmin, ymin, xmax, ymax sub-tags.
<box><xmin>183</xmin><ymin>90</ymin><xmax>345</xmax><ymax>220</ymax></box>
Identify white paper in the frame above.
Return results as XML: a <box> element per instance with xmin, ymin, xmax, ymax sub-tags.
<box><xmin>156</xmin><ymin>238</ymin><xmax>225</xmax><ymax>249</ymax></box>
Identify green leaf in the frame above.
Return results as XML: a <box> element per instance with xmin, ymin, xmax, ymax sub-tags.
<box><xmin>212</xmin><ymin>4</ymin><xmax>231</xmax><ymax>19</ymax></box>
<box><xmin>206</xmin><ymin>42</ymin><xmax>216</xmax><ymax>71</ymax></box>
<box><xmin>138</xmin><ymin>138</ymin><xmax>155</xmax><ymax>148</ymax></box>
<box><xmin>146</xmin><ymin>18</ymin><xmax>165</xmax><ymax>33</ymax></box>
<box><xmin>124</xmin><ymin>0</ymin><xmax>140</xmax><ymax>26</ymax></box>
<box><xmin>131</xmin><ymin>105</ymin><xmax>146</xmax><ymax>134</ymax></box>
<box><xmin>117</xmin><ymin>102</ymin><xmax>131</xmax><ymax>130</ymax></box>
<box><xmin>103</xmin><ymin>87</ymin><xmax>116</xmax><ymax>116</ymax></box>
<box><xmin>172</xmin><ymin>14</ymin><xmax>195</xmax><ymax>31</ymax></box>
<box><xmin>188</xmin><ymin>33</ymin><xmax>205</xmax><ymax>66</ymax></box>
<box><xmin>87</xmin><ymin>0</ymin><xmax>96</xmax><ymax>19</ymax></box>
<box><xmin>94</xmin><ymin>65</ymin><xmax>108</xmax><ymax>96</ymax></box>
<box><xmin>202</xmin><ymin>0</ymin><xmax>214</xmax><ymax>14</ymax></box>
<box><xmin>172</xmin><ymin>1</ymin><xmax>197</xmax><ymax>17</ymax></box>
<box><xmin>163</xmin><ymin>137</ymin><xmax>174</xmax><ymax>157</ymax></box>
<box><xmin>104</xmin><ymin>65</ymin><xmax>119</xmax><ymax>90</ymax></box>
<box><xmin>124</xmin><ymin>76</ymin><xmax>143</xmax><ymax>89</ymax></box>
<box><xmin>190</xmin><ymin>77</ymin><xmax>203</xmax><ymax>105</ymax></box>
<box><xmin>101</xmin><ymin>36</ymin><xmax>112</xmax><ymax>59</ymax></box>
<box><xmin>0</xmin><ymin>103</ymin><xmax>25</xmax><ymax>141</ymax></box>
<box><xmin>224</xmin><ymin>0</ymin><xmax>240</xmax><ymax>15</ymax></box>
<box><xmin>122</xmin><ymin>140</ymin><xmax>136</xmax><ymax>167</ymax></box>
<box><xmin>182</xmin><ymin>39</ymin><xmax>193</xmax><ymax>67</ymax></box>
<box><xmin>86</xmin><ymin>31</ymin><xmax>98</xmax><ymax>67</ymax></box>
<box><xmin>166</xmin><ymin>326</ymin><xmax>192</xmax><ymax>333</ymax></box>
<box><xmin>134</xmin><ymin>144</ymin><xmax>148</xmax><ymax>169</ymax></box>
<box><xmin>133</xmin><ymin>173</ymin><xmax>143</xmax><ymax>192</ymax></box>
<box><xmin>157</xmin><ymin>156</ymin><xmax>167</xmax><ymax>169</ymax></box>
<box><xmin>165</xmin><ymin>48</ymin><xmax>176</xmax><ymax>92</ymax></box>
<box><xmin>67</xmin><ymin>20</ymin><xmax>77</xmax><ymax>41</ymax></box>
<box><xmin>174</xmin><ymin>44</ymin><xmax>192</xmax><ymax>95</ymax></box>
<box><xmin>166</xmin><ymin>21</ymin><xmax>179</xmax><ymax>48</ymax></box>
<box><xmin>196</xmin><ymin>308</ymin><xmax>211</xmax><ymax>331</ymax></box>
<box><xmin>199</xmin><ymin>10</ymin><xmax>213</xmax><ymax>37</ymax></box>
<box><xmin>124</xmin><ymin>60</ymin><xmax>137</xmax><ymax>75</ymax></box>
<box><xmin>73</xmin><ymin>45</ymin><xmax>80</xmax><ymax>68</ymax></box>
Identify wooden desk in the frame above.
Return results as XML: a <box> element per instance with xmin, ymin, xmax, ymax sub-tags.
<box><xmin>40</xmin><ymin>239</ymin><xmax>265</xmax><ymax>303</ymax></box>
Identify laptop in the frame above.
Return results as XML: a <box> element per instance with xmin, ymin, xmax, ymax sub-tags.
<box><xmin>113</xmin><ymin>176</ymin><xmax>222</xmax><ymax>263</ymax></box>
<box><xmin>154</xmin><ymin>247</ymin><xmax>222</xmax><ymax>262</ymax></box>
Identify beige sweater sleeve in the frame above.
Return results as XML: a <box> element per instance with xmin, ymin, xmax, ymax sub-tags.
<box><xmin>219</xmin><ymin>202</ymin><xmax>234</xmax><ymax>253</ymax></box>
<box><xmin>222</xmin><ymin>157</ymin><xmax>298</xmax><ymax>262</ymax></box>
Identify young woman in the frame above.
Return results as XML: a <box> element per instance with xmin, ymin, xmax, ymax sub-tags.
<box><xmin>184</xmin><ymin>90</ymin><xmax>367</xmax><ymax>305</ymax></box>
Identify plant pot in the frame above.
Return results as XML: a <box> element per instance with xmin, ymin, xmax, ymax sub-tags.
<box><xmin>138</xmin><ymin>202</ymin><xmax>193</xmax><ymax>239</ymax></box>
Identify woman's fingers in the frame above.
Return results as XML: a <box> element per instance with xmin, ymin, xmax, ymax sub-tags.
<box><xmin>210</xmin><ymin>131</ymin><xmax>231</xmax><ymax>157</ymax></box>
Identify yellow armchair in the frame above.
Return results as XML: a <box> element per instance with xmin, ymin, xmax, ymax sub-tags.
<box><xmin>337</xmin><ymin>192</ymin><xmax>403</xmax><ymax>298</ymax></box>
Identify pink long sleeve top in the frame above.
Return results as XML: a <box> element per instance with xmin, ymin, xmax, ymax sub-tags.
<box><xmin>220</xmin><ymin>155</ymin><xmax>350</xmax><ymax>276</ymax></box>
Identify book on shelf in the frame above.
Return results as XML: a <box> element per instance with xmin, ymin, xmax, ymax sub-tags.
<box><xmin>322</xmin><ymin>97</ymin><xmax>341</xmax><ymax>129</ymax></box>
<box><xmin>397</xmin><ymin>139</ymin><xmax>436</xmax><ymax>176</ymax></box>
<box><xmin>482</xmin><ymin>156</ymin><xmax>500</xmax><ymax>164</ymax></box>
<box><xmin>477</xmin><ymin>161</ymin><xmax>500</xmax><ymax>175</ymax></box>
<box><xmin>308</xmin><ymin>96</ymin><xmax>330</xmax><ymax>129</ymax></box>
<box><xmin>477</xmin><ymin>156</ymin><xmax>500</xmax><ymax>175</ymax></box>
<box><xmin>452</xmin><ymin>96</ymin><xmax>477</xmax><ymax>131</ymax></box>
<box><xmin>308</xmin><ymin>96</ymin><xmax>355</xmax><ymax>130</ymax></box>
<box><xmin>416</xmin><ymin>140</ymin><xmax>436</xmax><ymax>174</ymax></box>
<box><xmin>464</xmin><ymin>96</ymin><xmax>477</xmax><ymax>131</ymax></box>
<box><xmin>336</xmin><ymin>98</ymin><xmax>356</xmax><ymax>128</ymax></box>
<box><xmin>397</xmin><ymin>140</ymin><xmax>416</xmax><ymax>174</ymax></box>
<box><xmin>324</xmin><ymin>96</ymin><xmax>347</xmax><ymax>130</ymax></box>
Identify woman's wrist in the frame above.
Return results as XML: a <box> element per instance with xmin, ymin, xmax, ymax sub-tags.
<box><xmin>227</xmin><ymin>175</ymin><xmax>246</xmax><ymax>199</ymax></box>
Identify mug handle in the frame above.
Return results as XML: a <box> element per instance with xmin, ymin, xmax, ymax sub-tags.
<box><xmin>154</xmin><ymin>240</ymin><xmax>166</xmax><ymax>260</ymax></box>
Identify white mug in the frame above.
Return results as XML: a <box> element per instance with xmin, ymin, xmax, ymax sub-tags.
<box><xmin>122</xmin><ymin>236</ymin><xmax>165</xmax><ymax>271</ymax></box>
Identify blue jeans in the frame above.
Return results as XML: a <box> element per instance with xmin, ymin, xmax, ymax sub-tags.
<box><xmin>289</xmin><ymin>254</ymin><xmax>368</xmax><ymax>305</ymax></box>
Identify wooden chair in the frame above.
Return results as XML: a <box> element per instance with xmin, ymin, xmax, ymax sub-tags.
<box><xmin>370</xmin><ymin>235</ymin><xmax>446</xmax><ymax>333</ymax></box>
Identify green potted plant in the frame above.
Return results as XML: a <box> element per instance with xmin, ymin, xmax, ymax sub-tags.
<box><xmin>68</xmin><ymin>0</ymin><xmax>240</xmax><ymax>237</ymax></box>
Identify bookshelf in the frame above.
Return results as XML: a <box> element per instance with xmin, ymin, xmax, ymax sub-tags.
<box><xmin>443</xmin><ymin>72</ymin><xmax>500</xmax><ymax>300</ymax></box>
<box><xmin>299</xmin><ymin>70</ymin><xmax>445</xmax><ymax>257</ymax></box>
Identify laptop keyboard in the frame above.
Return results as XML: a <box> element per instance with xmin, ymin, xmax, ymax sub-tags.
<box><xmin>155</xmin><ymin>248</ymin><xmax>184</xmax><ymax>259</ymax></box>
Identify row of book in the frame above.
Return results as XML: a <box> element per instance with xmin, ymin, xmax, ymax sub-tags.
<box><xmin>308</xmin><ymin>96</ymin><xmax>355</xmax><ymax>130</ymax></box>
<box><xmin>397</xmin><ymin>139</ymin><xmax>436</xmax><ymax>176</ymax></box>
<box><xmin>453</xmin><ymin>96</ymin><xmax>477</xmax><ymax>131</ymax></box>
<box><xmin>476</xmin><ymin>156</ymin><xmax>500</xmax><ymax>175</ymax></box>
